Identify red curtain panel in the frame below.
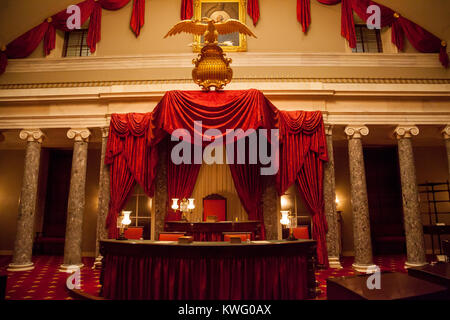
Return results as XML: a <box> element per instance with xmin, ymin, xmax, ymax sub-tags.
<box><xmin>297</xmin><ymin>0</ymin><xmax>311</xmax><ymax>33</ymax></box>
<box><xmin>247</xmin><ymin>0</ymin><xmax>260</xmax><ymax>26</ymax></box>
<box><xmin>181</xmin><ymin>0</ymin><xmax>193</xmax><ymax>20</ymax></box>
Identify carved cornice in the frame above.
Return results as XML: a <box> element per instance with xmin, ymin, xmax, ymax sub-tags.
<box><xmin>67</xmin><ymin>128</ymin><xmax>91</xmax><ymax>142</ymax></box>
<box><xmin>394</xmin><ymin>125</ymin><xmax>420</xmax><ymax>139</ymax></box>
<box><xmin>0</xmin><ymin>78</ymin><xmax>449</xmax><ymax>90</ymax></box>
<box><xmin>344</xmin><ymin>125</ymin><xmax>369</xmax><ymax>139</ymax></box>
<box><xmin>442</xmin><ymin>126</ymin><xmax>450</xmax><ymax>140</ymax></box>
<box><xmin>19</xmin><ymin>129</ymin><xmax>45</xmax><ymax>143</ymax></box>
<box><xmin>2</xmin><ymin>53</ymin><xmax>445</xmax><ymax>74</ymax></box>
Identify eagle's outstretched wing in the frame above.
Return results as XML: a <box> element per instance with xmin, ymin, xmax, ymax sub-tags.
<box><xmin>164</xmin><ymin>20</ymin><xmax>207</xmax><ymax>38</ymax></box>
<box><xmin>214</xmin><ymin>19</ymin><xmax>257</xmax><ymax>38</ymax></box>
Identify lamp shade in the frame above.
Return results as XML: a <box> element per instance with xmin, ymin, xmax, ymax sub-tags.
<box><xmin>121</xmin><ymin>211</ymin><xmax>132</xmax><ymax>226</ymax></box>
<box><xmin>280</xmin><ymin>210</ymin><xmax>290</xmax><ymax>226</ymax></box>
<box><xmin>171</xmin><ymin>198</ymin><xmax>179</xmax><ymax>210</ymax></box>
<box><xmin>187</xmin><ymin>198</ymin><xmax>195</xmax><ymax>210</ymax></box>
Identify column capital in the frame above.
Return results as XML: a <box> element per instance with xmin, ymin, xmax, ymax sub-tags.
<box><xmin>442</xmin><ymin>125</ymin><xmax>450</xmax><ymax>139</ymax></box>
<box><xmin>324</xmin><ymin>124</ymin><xmax>333</xmax><ymax>136</ymax></box>
<box><xmin>19</xmin><ymin>129</ymin><xmax>45</xmax><ymax>143</ymax></box>
<box><xmin>101</xmin><ymin>127</ymin><xmax>109</xmax><ymax>138</ymax></box>
<box><xmin>344</xmin><ymin>125</ymin><xmax>369</xmax><ymax>139</ymax></box>
<box><xmin>67</xmin><ymin>128</ymin><xmax>91</xmax><ymax>142</ymax></box>
<box><xmin>394</xmin><ymin>125</ymin><xmax>419</xmax><ymax>139</ymax></box>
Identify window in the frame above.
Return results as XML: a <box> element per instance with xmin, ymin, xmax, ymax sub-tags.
<box><xmin>123</xmin><ymin>185</ymin><xmax>152</xmax><ymax>239</ymax></box>
<box><xmin>352</xmin><ymin>24</ymin><xmax>383</xmax><ymax>53</ymax></box>
<box><xmin>63</xmin><ymin>29</ymin><xmax>91</xmax><ymax>57</ymax></box>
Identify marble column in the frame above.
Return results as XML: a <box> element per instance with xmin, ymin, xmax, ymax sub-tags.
<box><xmin>154</xmin><ymin>147</ymin><xmax>167</xmax><ymax>239</ymax></box>
<box><xmin>7</xmin><ymin>129</ymin><xmax>45</xmax><ymax>272</ymax></box>
<box><xmin>262</xmin><ymin>182</ymin><xmax>279</xmax><ymax>240</ymax></box>
<box><xmin>442</xmin><ymin>126</ymin><xmax>450</xmax><ymax>180</ymax></box>
<box><xmin>93</xmin><ymin>127</ymin><xmax>110</xmax><ymax>269</ymax></box>
<box><xmin>344</xmin><ymin>125</ymin><xmax>376</xmax><ymax>272</ymax></box>
<box><xmin>323</xmin><ymin>125</ymin><xmax>342</xmax><ymax>268</ymax></box>
<box><xmin>395</xmin><ymin>126</ymin><xmax>426</xmax><ymax>267</ymax></box>
<box><xmin>60</xmin><ymin>128</ymin><xmax>91</xmax><ymax>272</ymax></box>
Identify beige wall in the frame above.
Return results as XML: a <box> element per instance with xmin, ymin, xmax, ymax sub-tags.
<box><xmin>0</xmin><ymin>1</ymin><xmax>449</xmax><ymax>85</ymax></box>
<box><xmin>0</xmin><ymin>150</ymin><xmax>24</xmax><ymax>253</ymax></box>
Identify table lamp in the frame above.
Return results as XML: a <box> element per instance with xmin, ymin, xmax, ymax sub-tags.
<box><xmin>280</xmin><ymin>210</ymin><xmax>297</xmax><ymax>241</ymax></box>
<box><xmin>117</xmin><ymin>210</ymin><xmax>132</xmax><ymax>240</ymax></box>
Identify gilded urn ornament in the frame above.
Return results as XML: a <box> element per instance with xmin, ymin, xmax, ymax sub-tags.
<box><xmin>164</xmin><ymin>17</ymin><xmax>257</xmax><ymax>91</ymax></box>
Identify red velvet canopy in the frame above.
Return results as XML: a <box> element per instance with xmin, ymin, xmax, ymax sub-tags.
<box><xmin>105</xmin><ymin>89</ymin><xmax>329</xmax><ymax>266</ymax></box>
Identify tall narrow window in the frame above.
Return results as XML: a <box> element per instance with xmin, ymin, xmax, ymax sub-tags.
<box><xmin>123</xmin><ymin>185</ymin><xmax>152</xmax><ymax>239</ymax></box>
<box><xmin>352</xmin><ymin>24</ymin><xmax>383</xmax><ymax>53</ymax></box>
<box><xmin>63</xmin><ymin>29</ymin><xmax>91</xmax><ymax>57</ymax></box>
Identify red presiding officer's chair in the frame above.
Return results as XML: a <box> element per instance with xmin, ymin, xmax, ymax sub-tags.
<box><xmin>203</xmin><ymin>194</ymin><xmax>227</xmax><ymax>222</ymax></box>
<box><xmin>293</xmin><ymin>226</ymin><xmax>310</xmax><ymax>240</ymax></box>
<box><xmin>158</xmin><ymin>232</ymin><xmax>185</xmax><ymax>241</ymax></box>
<box><xmin>223</xmin><ymin>232</ymin><xmax>252</xmax><ymax>242</ymax></box>
<box><xmin>124</xmin><ymin>227</ymin><xmax>144</xmax><ymax>240</ymax></box>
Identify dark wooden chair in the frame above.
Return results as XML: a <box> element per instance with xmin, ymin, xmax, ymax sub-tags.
<box><xmin>203</xmin><ymin>194</ymin><xmax>227</xmax><ymax>222</ymax></box>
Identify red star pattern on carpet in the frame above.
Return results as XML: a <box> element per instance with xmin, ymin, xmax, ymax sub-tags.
<box><xmin>0</xmin><ymin>254</ymin><xmax>410</xmax><ymax>300</ymax></box>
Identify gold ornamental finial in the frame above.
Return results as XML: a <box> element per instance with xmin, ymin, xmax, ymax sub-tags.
<box><xmin>442</xmin><ymin>40</ymin><xmax>447</xmax><ymax>47</ymax></box>
<box><xmin>1</xmin><ymin>45</ymin><xmax>6</xmax><ymax>52</ymax></box>
<box><xmin>393</xmin><ymin>12</ymin><xmax>400</xmax><ymax>19</ymax></box>
<box><xmin>164</xmin><ymin>18</ymin><xmax>257</xmax><ymax>91</ymax></box>
<box><xmin>47</xmin><ymin>17</ymin><xmax>53</xmax><ymax>23</ymax></box>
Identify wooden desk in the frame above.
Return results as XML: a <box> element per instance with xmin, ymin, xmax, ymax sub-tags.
<box><xmin>100</xmin><ymin>239</ymin><xmax>316</xmax><ymax>300</ymax></box>
<box><xmin>164</xmin><ymin>221</ymin><xmax>262</xmax><ymax>241</ymax></box>
<box><xmin>327</xmin><ymin>272</ymin><xmax>448</xmax><ymax>300</ymax></box>
<box><xmin>408</xmin><ymin>263</ymin><xmax>450</xmax><ymax>293</ymax></box>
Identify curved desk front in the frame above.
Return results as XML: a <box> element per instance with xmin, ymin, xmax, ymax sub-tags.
<box><xmin>100</xmin><ymin>239</ymin><xmax>317</xmax><ymax>300</ymax></box>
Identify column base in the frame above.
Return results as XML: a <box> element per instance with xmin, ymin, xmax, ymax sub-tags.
<box><xmin>59</xmin><ymin>263</ymin><xmax>84</xmax><ymax>273</ymax></box>
<box><xmin>7</xmin><ymin>262</ymin><xmax>34</xmax><ymax>272</ymax></box>
<box><xmin>328</xmin><ymin>256</ymin><xmax>343</xmax><ymax>269</ymax></box>
<box><xmin>92</xmin><ymin>255</ymin><xmax>103</xmax><ymax>269</ymax></box>
<box><xmin>352</xmin><ymin>263</ymin><xmax>377</xmax><ymax>273</ymax></box>
<box><xmin>404</xmin><ymin>261</ymin><xmax>428</xmax><ymax>269</ymax></box>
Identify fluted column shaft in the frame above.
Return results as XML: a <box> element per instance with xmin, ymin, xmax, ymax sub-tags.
<box><xmin>61</xmin><ymin>128</ymin><xmax>91</xmax><ymax>271</ymax></box>
<box><xmin>395</xmin><ymin>126</ymin><xmax>426</xmax><ymax>267</ymax></box>
<box><xmin>8</xmin><ymin>129</ymin><xmax>45</xmax><ymax>272</ymax></box>
<box><xmin>323</xmin><ymin>125</ymin><xmax>342</xmax><ymax>268</ymax></box>
<box><xmin>94</xmin><ymin>127</ymin><xmax>110</xmax><ymax>268</ymax></box>
<box><xmin>345</xmin><ymin>125</ymin><xmax>375</xmax><ymax>272</ymax></box>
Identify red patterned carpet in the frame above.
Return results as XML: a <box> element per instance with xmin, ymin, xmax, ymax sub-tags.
<box><xmin>0</xmin><ymin>254</ymin><xmax>409</xmax><ymax>300</ymax></box>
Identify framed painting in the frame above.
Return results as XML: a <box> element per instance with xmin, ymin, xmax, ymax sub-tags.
<box><xmin>193</xmin><ymin>0</ymin><xmax>248</xmax><ymax>52</ymax></box>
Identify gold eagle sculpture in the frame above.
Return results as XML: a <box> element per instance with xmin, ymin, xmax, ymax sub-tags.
<box><xmin>164</xmin><ymin>17</ymin><xmax>257</xmax><ymax>91</ymax></box>
<box><xmin>164</xmin><ymin>17</ymin><xmax>257</xmax><ymax>45</ymax></box>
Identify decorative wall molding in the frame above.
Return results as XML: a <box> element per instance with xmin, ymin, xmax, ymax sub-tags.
<box><xmin>0</xmin><ymin>80</ymin><xmax>449</xmax><ymax>104</ymax></box>
<box><xmin>3</xmin><ymin>52</ymin><xmax>447</xmax><ymax>74</ymax></box>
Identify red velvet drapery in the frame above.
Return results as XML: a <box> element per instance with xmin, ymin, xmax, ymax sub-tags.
<box><xmin>105</xmin><ymin>89</ymin><xmax>328</xmax><ymax>263</ymax></box>
<box><xmin>312</xmin><ymin>0</ymin><xmax>449</xmax><ymax>67</ymax></box>
<box><xmin>247</xmin><ymin>0</ymin><xmax>260</xmax><ymax>26</ymax></box>
<box><xmin>297</xmin><ymin>0</ymin><xmax>311</xmax><ymax>33</ymax></box>
<box><xmin>181</xmin><ymin>0</ymin><xmax>194</xmax><ymax>20</ymax></box>
<box><xmin>0</xmin><ymin>0</ymin><xmax>145</xmax><ymax>74</ymax></box>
